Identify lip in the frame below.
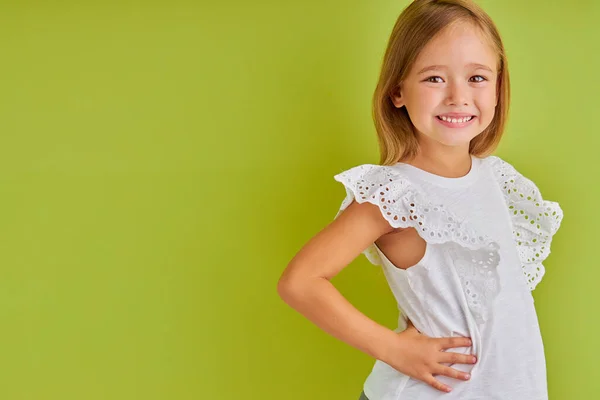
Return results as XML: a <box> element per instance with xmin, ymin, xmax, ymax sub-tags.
<box><xmin>438</xmin><ymin>113</ymin><xmax>474</xmax><ymax>118</ymax></box>
<box><xmin>436</xmin><ymin>115</ymin><xmax>476</xmax><ymax>128</ymax></box>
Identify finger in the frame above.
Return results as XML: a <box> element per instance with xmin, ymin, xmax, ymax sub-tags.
<box><xmin>434</xmin><ymin>365</ymin><xmax>471</xmax><ymax>381</ymax></box>
<box><xmin>424</xmin><ymin>375</ymin><xmax>453</xmax><ymax>393</ymax></box>
<box><xmin>438</xmin><ymin>351</ymin><xmax>477</xmax><ymax>365</ymax></box>
<box><xmin>438</xmin><ymin>337</ymin><xmax>472</xmax><ymax>350</ymax></box>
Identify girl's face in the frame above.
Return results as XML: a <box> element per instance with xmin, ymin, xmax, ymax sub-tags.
<box><xmin>391</xmin><ymin>22</ymin><xmax>499</xmax><ymax>151</ymax></box>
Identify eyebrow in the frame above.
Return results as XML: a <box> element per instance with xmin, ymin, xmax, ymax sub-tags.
<box><xmin>417</xmin><ymin>63</ymin><xmax>494</xmax><ymax>75</ymax></box>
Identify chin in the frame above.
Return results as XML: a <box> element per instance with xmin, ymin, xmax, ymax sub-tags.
<box><xmin>437</xmin><ymin>139</ymin><xmax>473</xmax><ymax>148</ymax></box>
<box><xmin>429</xmin><ymin>131</ymin><xmax>478</xmax><ymax>148</ymax></box>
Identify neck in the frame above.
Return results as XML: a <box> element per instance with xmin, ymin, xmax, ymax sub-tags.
<box><xmin>408</xmin><ymin>145</ymin><xmax>473</xmax><ymax>179</ymax></box>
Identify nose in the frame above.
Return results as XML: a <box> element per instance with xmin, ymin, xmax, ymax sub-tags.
<box><xmin>445</xmin><ymin>80</ymin><xmax>470</xmax><ymax>106</ymax></box>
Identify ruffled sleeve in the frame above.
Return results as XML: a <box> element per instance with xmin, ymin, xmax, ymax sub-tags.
<box><xmin>333</xmin><ymin>163</ymin><xmax>497</xmax><ymax>266</ymax></box>
<box><xmin>334</xmin><ymin>163</ymin><xmax>506</xmax><ymax>325</ymax></box>
<box><xmin>488</xmin><ymin>156</ymin><xmax>564</xmax><ymax>291</ymax></box>
<box><xmin>333</xmin><ymin>164</ymin><xmax>410</xmax><ymax>266</ymax></box>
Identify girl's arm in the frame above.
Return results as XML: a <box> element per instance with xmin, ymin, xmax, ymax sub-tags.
<box><xmin>277</xmin><ymin>201</ymin><xmax>475</xmax><ymax>394</ymax></box>
<box><xmin>277</xmin><ymin>200</ymin><xmax>399</xmax><ymax>361</ymax></box>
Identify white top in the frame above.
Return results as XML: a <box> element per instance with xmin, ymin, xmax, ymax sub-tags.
<box><xmin>333</xmin><ymin>155</ymin><xmax>563</xmax><ymax>400</ymax></box>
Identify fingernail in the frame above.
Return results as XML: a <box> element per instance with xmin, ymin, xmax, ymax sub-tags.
<box><xmin>472</xmin><ymin>356</ymin><xmax>477</xmax><ymax>363</ymax></box>
<box><xmin>465</xmin><ymin>373</ymin><xmax>471</xmax><ymax>380</ymax></box>
<box><xmin>446</xmin><ymin>387</ymin><xmax>453</xmax><ymax>392</ymax></box>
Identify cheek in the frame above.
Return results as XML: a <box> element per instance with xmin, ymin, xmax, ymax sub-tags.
<box><xmin>476</xmin><ymin>89</ymin><xmax>498</xmax><ymax>120</ymax></box>
<box><xmin>407</xmin><ymin>89</ymin><xmax>440</xmax><ymax>119</ymax></box>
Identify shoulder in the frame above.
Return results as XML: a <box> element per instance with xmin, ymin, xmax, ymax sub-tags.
<box><xmin>481</xmin><ymin>153</ymin><xmax>563</xmax><ymax>232</ymax></box>
<box><xmin>480</xmin><ymin>155</ymin><xmax>540</xmax><ymax>191</ymax></box>
<box><xmin>333</xmin><ymin>163</ymin><xmax>407</xmax><ymax>183</ymax></box>
<box><xmin>332</xmin><ymin>162</ymin><xmax>424</xmax><ymax>231</ymax></box>
<box><xmin>481</xmin><ymin>154</ymin><xmax>522</xmax><ymax>176</ymax></box>
<box><xmin>333</xmin><ymin>163</ymin><xmax>414</xmax><ymax>200</ymax></box>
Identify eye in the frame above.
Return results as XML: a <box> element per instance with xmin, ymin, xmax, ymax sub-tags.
<box><xmin>424</xmin><ymin>76</ymin><xmax>444</xmax><ymax>83</ymax></box>
<box><xmin>470</xmin><ymin>75</ymin><xmax>487</xmax><ymax>83</ymax></box>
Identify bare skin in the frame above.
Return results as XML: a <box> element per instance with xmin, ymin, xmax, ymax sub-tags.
<box><xmin>375</xmin><ymin>227</ymin><xmax>428</xmax><ymax>270</ymax></box>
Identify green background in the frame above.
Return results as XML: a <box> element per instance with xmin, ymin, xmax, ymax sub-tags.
<box><xmin>0</xmin><ymin>1</ymin><xmax>597</xmax><ymax>399</ymax></box>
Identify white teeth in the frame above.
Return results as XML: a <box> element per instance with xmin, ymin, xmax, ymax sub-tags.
<box><xmin>440</xmin><ymin>116</ymin><xmax>472</xmax><ymax>123</ymax></box>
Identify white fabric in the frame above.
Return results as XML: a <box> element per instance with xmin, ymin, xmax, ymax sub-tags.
<box><xmin>333</xmin><ymin>155</ymin><xmax>563</xmax><ymax>400</ymax></box>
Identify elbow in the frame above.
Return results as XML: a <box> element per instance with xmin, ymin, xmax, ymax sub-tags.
<box><xmin>277</xmin><ymin>274</ymin><xmax>299</xmax><ymax>304</ymax></box>
<box><xmin>277</xmin><ymin>261</ymin><xmax>329</xmax><ymax>304</ymax></box>
<box><xmin>277</xmin><ymin>269</ymin><xmax>314</xmax><ymax>304</ymax></box>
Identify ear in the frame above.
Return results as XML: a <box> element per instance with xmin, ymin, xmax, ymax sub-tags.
<box><xmin>390</xmin><ymin>84</ymin><xmax>405</xmax><ymax>108</ymax></box>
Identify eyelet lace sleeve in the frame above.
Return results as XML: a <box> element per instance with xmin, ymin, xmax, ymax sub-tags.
<box><xmin>333</xmin><ymin>163</ymin><xmax>504</xmax><ymax>325</ymax></box>
<box><xmin>488</xmin><ymin>156</ymin><xmax>564</xmax><ymax>291</ymax></box>
<box><xmin>333</xmin><ymin>164</ymin><xmax>412</xmax><ymax>266</ymax></box>
<box><xmin>334</xmin><ymin>164</ymin><xmax>497</xmax><ymax>249</ymax></box>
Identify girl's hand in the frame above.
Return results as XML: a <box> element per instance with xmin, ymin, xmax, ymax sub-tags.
<box><xmin>383</xmin><ymin>319</ymin><xmax>477</xmax><ymax>393</ymax></box>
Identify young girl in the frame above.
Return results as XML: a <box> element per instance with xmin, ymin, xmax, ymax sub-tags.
<box><xmin>277</xmin><ymin>0</ymin><xmax>563</xmax><ymax>399</ymax></box>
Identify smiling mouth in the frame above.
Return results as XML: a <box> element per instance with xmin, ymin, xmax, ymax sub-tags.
<box><xmin>436</xmin><ymin>115</ymin><xmax>475</xmax><ymax>123</ymax></box>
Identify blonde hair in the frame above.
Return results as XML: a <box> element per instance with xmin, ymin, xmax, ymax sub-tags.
<box><xmin>372</xmin><ymin>0</ymin><xmax>510</xmax><ymax>165</ymax></box>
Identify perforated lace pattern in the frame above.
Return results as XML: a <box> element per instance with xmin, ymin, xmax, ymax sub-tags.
<box><xmin>487</xmin><ymin>156</ymin><xmax>563</xmax><ymax>291</ymax></box>
<box><xmin>335</xmin><ymin>164</ymin><xmax>501</xmax><ymax>324</ymax></box>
